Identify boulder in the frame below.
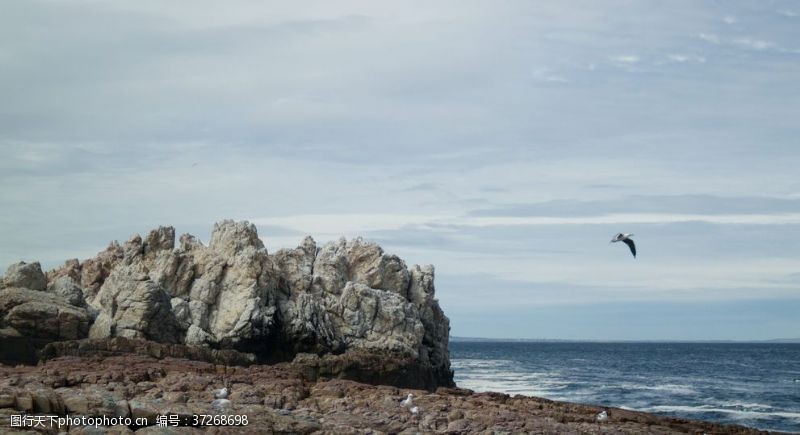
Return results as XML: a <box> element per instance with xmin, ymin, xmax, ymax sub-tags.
<box><xmin>3</xmin><ymin>261</ymin><xmax>46</xmax><ymax>291</ymax></box>
<box><xmin>89</xmin><ymin>266</ymin><xmax>180</xmax><ymax>343</ymax></box>
<box><xmin>0</xmin><ymin>288</ymin><xmax>91</xmax><ymax>340</ymax></box>
<box><xmin>49</xmin><ymin>276</ymin><xmax>86</xmax><ymax>307</ymax></box>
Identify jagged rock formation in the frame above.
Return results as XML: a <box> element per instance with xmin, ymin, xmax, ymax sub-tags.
<box><xmin>0</xmin><ymin>220</ymin><xmax>453</xmax><ymax>389</ymax></box>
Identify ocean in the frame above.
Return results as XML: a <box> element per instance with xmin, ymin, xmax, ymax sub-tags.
<box><xmin>451</xmin><ymin>341</ymin><xmax>800</xmax><ymax>433</ymax></box>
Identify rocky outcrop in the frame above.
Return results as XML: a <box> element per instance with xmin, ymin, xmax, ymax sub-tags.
<box><xmin>0</xmin><ymin>220</ymin><xmax>453</xmax><ymax>389</ymax></box>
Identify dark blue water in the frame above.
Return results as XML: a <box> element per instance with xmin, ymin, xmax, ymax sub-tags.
<box><xmin>451</xmin><ymin>342</ymin><xmax>800</xmax><ymax>432</ymax></box>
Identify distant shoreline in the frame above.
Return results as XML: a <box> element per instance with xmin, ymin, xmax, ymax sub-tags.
<box><xmin>450</xmin><ymin>336</ymin><xmax>800</xmax><ymax>344</ymax></box>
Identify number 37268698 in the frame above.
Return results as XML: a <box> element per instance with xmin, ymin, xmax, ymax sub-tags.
<box><xmin>192</xmin><ymin>414</ymin><xmax>248</xmax><ymax>426</ymax></box>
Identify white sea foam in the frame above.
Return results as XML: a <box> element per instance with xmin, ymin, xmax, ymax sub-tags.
<box><xmin>451</xmin><ymin>359</ymin><xmax>513</xmax><ymax>369</ymax></box>
<box><xmin>641</xmin><ymin>405</ymin><xmax>800</xmax><ymax>422</ymax></box>
<box><xmin>454</xmin><ymin>362</ymin><xmax>571</xmax><ymax>398</ymax></box>
<box><xmin>621</xmin><ymin>383</ymin><xmax>698</xmax><ymax>395</ymax></box>
<box><xmin>715</xmin><ymin>401</ymin><xmax>774</xmax><ymax>411</ymax></box>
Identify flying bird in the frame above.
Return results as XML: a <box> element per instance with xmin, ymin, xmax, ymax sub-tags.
<box><xmin>610</xmin><ymin>233</ymin><xmax>636</xmax><ymax>257</ymax></box>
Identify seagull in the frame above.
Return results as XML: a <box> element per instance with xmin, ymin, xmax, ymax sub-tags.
<box><xmin>401</xmin><ymin>393</ymin><xmax>414</xmax><ymax>407</ymax></box>
<box><xmin>214</xmin><ymin>387</ymin><xmax>228</xmax><ymax>399</ymax></box>
<box><xmin>596</xmin><ymin>410</ymin><xmax>609</xmax><ymax>422</ymax></box>
<box><xmin>410</xmin><ymin>406</ymin><xmax>419</xmax><ymax>415</ymax></box>
<box><xmin>610</xmin><ymin>233</ymin><xmax>636</xmax><ymax>258</ymax></box>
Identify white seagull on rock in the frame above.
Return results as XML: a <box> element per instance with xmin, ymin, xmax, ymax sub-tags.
<box><xmin>610</xmin><ymin>233</ymin><xmax>636</xmax><ymax>258</ymax></box>
<box><xmin>596</xmin><ymin>410</ymin><xmax>609</xmax><ymax>422</ymax></box>
<box><xmin>214</xmin><ymin>387</ymin><xmax>228</xmax><ymax>399</ymax></box>
<box><xmin>401</xmin><ymin>393</ymin><xmax>414</xmax><ymax>407</ymax></box>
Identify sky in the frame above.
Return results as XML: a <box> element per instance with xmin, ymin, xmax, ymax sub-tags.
<box><xmin>1</xmin><ymin>0</ymin><xmax>798</xmax><ymax>340</ymax></box>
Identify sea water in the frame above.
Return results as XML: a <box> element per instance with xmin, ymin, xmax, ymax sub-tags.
<box><xmin>451</xmin><ymin>341</ymin><xmax>800</xmax><ymax>432</ymax></box>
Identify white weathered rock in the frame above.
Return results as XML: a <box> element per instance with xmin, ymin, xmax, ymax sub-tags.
<box><xmin>185</xmin><ymin>324</ymin><xmax>213</xmax><ymax>345</ymax></box>
<box><xmin>3</xmin><ymin>261</ymin><xmax>46</xmax><ymax>291</ymax></box>
<box><xmin>143</xmin><ymin>226</ymin><xmax>175</xmax><ymax>256</ymax></box>
<box><xmin>209</xmin><ymin>220</ymin><xmax>264</xmax><ymax>257</ymax></box>
<box><xmin>88</xmin><ymin>266</ymin><xmax>180</xmax><ymax>343</ymax></box>
<box><xmin>273</xmin><ymin>236</ymin><xmax>317</xmax><ymax>295</ymax></box>
<box><xmin>171</xmin><ymin>297</ymin><xmax>191</xmax><ymax>329</ymax></box>
<box><xmin>332</xmin><ymin>282</ymin><xmax>424</xmax><ymax>355</ymax></box>
<box><xmin>3</xmin><ymin>219</ymin><xmax>453</xmax><ymax>387</ymax></box>
<box><xmin>279</xmin><ymin>292</ymin><xmax>340</xmax><ymax>353</ymax></box>
<box><xmin>311</xmin><ymin>237</ymin><xmax>409</xmax><ymax>297</ymax></box>
<box><xmin>49</xmin><ymin>276</ymin><xmax>86</xmax><ymax>307</ymax></box>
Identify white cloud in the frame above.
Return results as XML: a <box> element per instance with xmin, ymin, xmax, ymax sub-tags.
<box><xmin>456</xmin><ymin>213</ymin><xmax>800</xmax><ymax>227</ymax></box>
<box><xmin>612</xmin><ymin>55</ymin><xmax>639</xmax><ymax>63</ymax></box>
<box><xmin>722</xmin><ymin>15</ymin><xmax>737</xmax><ymax>24</ymax></box>
<box><xmin>732</xmin><ymin>37</ymin><xmax>775</xmax><ymax>51</ymax></box>
<box><xmin>698</xmin><ymin>33</ymin><xmax>721</xmax><ymax>44</ymax></box>
<box><xmin>665</xmin><ymin>54</ymin><xmax>706</xmax><ymax>64</ymax></box>
<box><xmin>251</xmin><ymin>213</ymin><xmax>454</xmax><ymax>239</ymax></box>
<box><xmin>531</xmin><ymin>68</ymin><xmax>568</xmax><ymax>83</ymax></box>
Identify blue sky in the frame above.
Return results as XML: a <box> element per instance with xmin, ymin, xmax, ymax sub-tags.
<box><xmin>1</xmin><ymin>0</ymin><xmax>798</xmax><ymax>340</ymax></box>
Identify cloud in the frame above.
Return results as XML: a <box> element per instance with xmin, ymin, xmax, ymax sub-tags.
<box><xmin>531</xmin><ymin>68</ymin><xmax>568</xmax><ymax>83</ymax></box>
<box><xmin>612</xmin><ymin>55</ymin><xmax>639</xmax><ymax>63</ymax></box>
<box><xmin>698</xmin><ymin>33</ymin><xmax>721</xmax><ymax>44</ymax></box>
<box><xmin>467</xmin><ymin>195</ymin><xmax>800</xmax><ymax>218</ymax></box>
<box><xmin>732</xmin><ymin>37</ymin><xmax>776</xmax><ymax>51</ymax></box>
<box><xmin>697</xmin><ymin>33</ymin><xmax>794</xmax><ymax>54</ymax></box>
<box><xmin>668</xmin><ymin>54</ymin><xmax>690</xmax><ymax>63</ymax></box>
<box><xmin>456</xmin><ymin>213</ymin><xmax>800</xmax><ymax>226</ymax></box>
<box><xmin>666</xmin><ymin>54</ymin><xmax>705</xmax><ymax>64</ymax></box>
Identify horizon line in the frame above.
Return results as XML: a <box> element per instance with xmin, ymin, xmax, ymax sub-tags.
<box><xmin>450</xmin><ymin>336</ymin><xmax>800</xmax><ymax>343</ymax></box>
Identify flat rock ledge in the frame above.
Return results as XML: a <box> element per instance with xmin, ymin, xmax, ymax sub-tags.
<box><xmin>40</xmin><ymin>338</ymin><xmax>257</xmax><ymax>367</ymax></box>
<box><xmin>0</xmin><ymin>355</ymin><xmax>765</xmax><ymax>434</ymax></box>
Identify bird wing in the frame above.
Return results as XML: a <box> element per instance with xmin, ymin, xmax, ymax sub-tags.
<box><xmin>622</xmin><ymin>239</ymin><xmax>636</xmax><ymax>257</ymax></box>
